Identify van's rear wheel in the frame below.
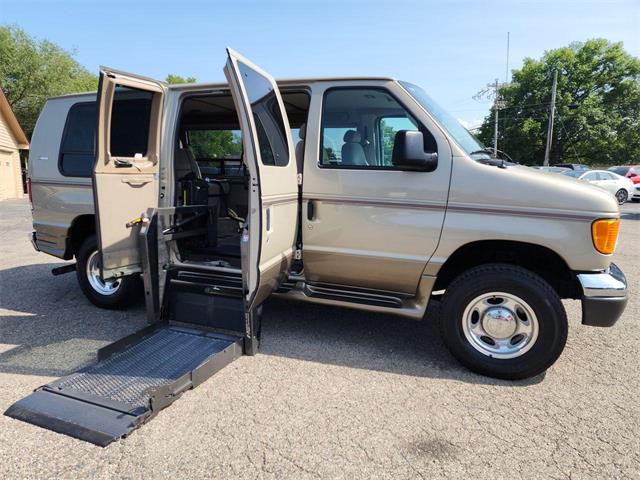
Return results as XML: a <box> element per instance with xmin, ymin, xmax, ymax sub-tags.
<box><xmin>439</xmin><ymin>264</ymin><xmax>568</xmax><ymax>380</ymax></box>
<box><xmin>75</xmin><ymin>235</ymin><xmax>139</xmax><ymax>309</ymax></box>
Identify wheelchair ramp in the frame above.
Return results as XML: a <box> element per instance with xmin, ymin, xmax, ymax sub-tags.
<box><xmin>5</xmin><ymin>325</ymin><xmax>242</xmax><ymax>446</ymax></box>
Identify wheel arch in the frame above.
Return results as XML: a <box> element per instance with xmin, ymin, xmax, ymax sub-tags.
<box><xmin>433</xmin><ymin>240</ymin><xmax>581</xmax><ymax>299</ymax></box>
<box><xmin>68</xmin><ymin>214</ymin><xmax>96</xmax><ymax>257</ymax></box>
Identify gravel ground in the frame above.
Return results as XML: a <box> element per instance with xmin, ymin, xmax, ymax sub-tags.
<box><xmin>0</xmin><ymin>198</ymin><xmax>638</xmax><ymax>479</ymax></box>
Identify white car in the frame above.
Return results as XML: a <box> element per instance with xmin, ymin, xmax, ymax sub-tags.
<box><xmin>563</xmin><ymin>169</ymin><xmax>635</xmax><ymax>204</ymax></box>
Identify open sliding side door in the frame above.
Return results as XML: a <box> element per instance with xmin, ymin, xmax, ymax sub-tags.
<box><xmin>224</xmin><ymin>49</ymin><xmax>299</xmax><ymax>308</ymax></box>
<box><xmin>94</xmin><ymin>68</ymin><xmax>166</xmax><ymax>279</ymax></box>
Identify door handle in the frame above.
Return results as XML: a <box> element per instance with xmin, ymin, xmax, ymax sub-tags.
<box><xmin>121</xmin><ymin>177</ymin><xmax>152</xmax><ymax>187</ymax></box>
<box><xmin>114</xmin><ymin>158</ymin><xmax>133</xmax><ymax>168</ymax></box>
<box><xmin>307</xmin><ymin>200</ymin><xmax>315</xmax><ymax>220</ymax></box>
<box><xmin>265</xmin><ymin>207</ymin><xmax>271</xmax><ymax>231</ymax></box>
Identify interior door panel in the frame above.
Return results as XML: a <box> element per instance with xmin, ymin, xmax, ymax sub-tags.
<box><xmin>224</xmin><ymin>49</ymin><xmax>299</xmax><ymax>307</ymax></box>
<box><xmin>93</xmin><ymin>68</ymin><xmax>166</xmax><ymax>279</ymax></box>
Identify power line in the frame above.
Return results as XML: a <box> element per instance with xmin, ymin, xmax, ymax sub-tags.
<box><xmin>556</xmin><ymin>114</ymin><xmax>581</xmax><ymax>160</ymax></box>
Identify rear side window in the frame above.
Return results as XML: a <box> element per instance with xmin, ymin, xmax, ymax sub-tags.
<box><xmin>59</xmin><ymin>102</ymin><xmax>97</xmax><ymax>177</ymax></box>
<box><xmin>110</xmin><ymin>87</ymin><xmax>153</xmax><ymax>157</ymax></box>
<box><xmin>58</xmin><ymin>93</ymin><xmax>154</xmax><ymax>177</ymax></box>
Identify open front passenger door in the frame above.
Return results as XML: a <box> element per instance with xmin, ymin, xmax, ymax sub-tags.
<box><xmin>93</xmin><ymin>68</ymin><xmax>166</xmax><ymax>279</ymax></box>
<box><xmin>224</xmin><ymin>49</ymin><xmax>299</xmax><ymax>308</ymax></box>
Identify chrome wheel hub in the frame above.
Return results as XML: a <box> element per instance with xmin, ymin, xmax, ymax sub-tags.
<box><xmin>86</xmin><ymin>250</ymin><xmax>121</xmax><ymax>296</ymax></box>
<box><xmin>482</xmin><ymin>307</ymin><xmax>517</xmax><ymax>339</ymax></box>
<box><xmin>462</xmin><ymin>292</ymin><xmax>539</xmax><ymax>359</ymax></box>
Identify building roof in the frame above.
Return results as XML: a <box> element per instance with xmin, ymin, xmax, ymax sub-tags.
<box><xmin>0</xmin><ymin>87</ymin><xmax>29</xmax><ymax>149</ymax></box>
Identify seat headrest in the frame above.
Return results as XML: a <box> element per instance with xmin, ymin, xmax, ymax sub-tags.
<box><xmin>298</xmin><ymin>123</ymin><xmax>306</xmax><ymax>140</ymax></box>
<box><xmin>174</xmin><ymin>148</ymin><xmax>192</xmax><ymax>171</ymax></box>
<box><xmin>343</xmin><ymin>130</ymin><xmax>361</xmax><ymax>143</ymax></box>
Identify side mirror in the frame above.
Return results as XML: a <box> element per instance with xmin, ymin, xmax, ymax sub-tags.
<box><xmin>392</xmin><ymin>130</ymin><xmax>437</xmax><ymax>171</ymax></box>
<box><xmin>629</xmin><ymin>172</ymin><xmax>638</xmax><ymax>178</ymax></box>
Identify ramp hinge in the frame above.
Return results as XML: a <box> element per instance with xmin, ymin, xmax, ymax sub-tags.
<box><xmin>294</xmin><ymin>249</ymin><xmax>302</xmax><ymax>260</ymax></box>
<box><xmin>296</xmin><ymin>173</ymin><xmax>303</xmax><ymax>186</ymax></box>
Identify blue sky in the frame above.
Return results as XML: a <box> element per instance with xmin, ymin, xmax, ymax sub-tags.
<box><xmin>1</xmin><ymin>0</ymin><xmax>638</xmax><ymax>127</ymax></box>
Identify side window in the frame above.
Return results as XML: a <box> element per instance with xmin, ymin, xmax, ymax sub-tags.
<box><xmin>322</xmin><ymin>127</ymin><xmax>355</xmax><ymax>162</ymax></box>
<box><xmin>59</xmin><ymin>102</ymin><xmax>97</xmax><ymax>177</ymax></box>
<box><xmin>59</xmin><ymin>91</ymin><xmax>155</xmax><ymax>177</ymax></box>
<box><xmin>320</xmin><ymin>88</ymin><xmax>435</xmax><ymax>169</ymax></box>
<box><xmin>237</xmin><ymin>61</ymin><xmax>290</xmax><ymax>167</ymax></box>
<box><xmin>378</xmin><ymin>116</ymin><xmax>418</xmax><ymax>166</ymax></box>
<box><xmin>583</xmin><ymin>172</ymin><xmax>597</xmax><ymax>181</ymax></box>
<box><xmin>187</xmin><ymin>129</ymin><xmax>243</xmax><ymax>160</ymax></box>
<box><xmin>110</xmin><ymin>87</ymin><xmax>153</xmax><ymax>157</ymax></box>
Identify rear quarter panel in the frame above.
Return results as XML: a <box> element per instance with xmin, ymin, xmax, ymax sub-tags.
<box><xmin>29</xmin><ymin>95</ymin><xmax>95</xmax><ymax>258</ymax></box>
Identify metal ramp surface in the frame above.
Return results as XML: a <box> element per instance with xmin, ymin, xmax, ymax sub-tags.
<box><xmin>5</xmin><ymin>325</ymin><xmax>242</xmax><ymax>446</ymax></box>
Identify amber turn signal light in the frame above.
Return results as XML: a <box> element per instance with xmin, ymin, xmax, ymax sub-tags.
<box><xmin>591</xmin><ymin>218</ymin><xmax>620</xmax><ymax>254</ymax></box>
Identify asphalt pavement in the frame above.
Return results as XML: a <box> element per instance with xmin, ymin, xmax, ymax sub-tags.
<box><xmin>0</xmin><ymin>198</ymin><xmax>638</xmax><ymax>479</ymax></box>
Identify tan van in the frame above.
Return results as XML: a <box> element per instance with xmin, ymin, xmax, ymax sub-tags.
<box><xmin>11</xmin><ymin>49</ymin><xmax>628</xmax><ymax>445</ymax></box>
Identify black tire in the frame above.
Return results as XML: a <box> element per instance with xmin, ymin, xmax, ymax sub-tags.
<box><xmin>75</xmin><ymin>234</ymin><xmax>140</xmax><ymax>309</ymax></box>
<box><xmin>439</xmin><ymin>264</ymin><xmax>568</xmax><ymax>380</ymax></box>
<box><xmin>615</xmin><ymin>189</ymin><xmax>628</xmax><ymax>205</ymax></box>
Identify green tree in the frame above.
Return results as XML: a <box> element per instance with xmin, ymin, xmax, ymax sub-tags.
<box><xmin>189</xmin><ymin>130</ymin><xmax>243</xmax><ymax>159</ymax></box>
<box><xmin>0</xmin><ymin>25</ymin><xmax>97</xmax><ymax>138</ymax></box>
<box><xmin>477</xmin><ymin>39</ymin><xmax>640</xmax><ymax>166</ymax></box>
<box><xmin>165</xmin><ymin>74</ymin><xmax>196</xmax><ymax>84</ymax></box>
<box><xmin>164</xmin><ymin>73</ymin><xmax>242</xmax><ymax>159</ymax></box>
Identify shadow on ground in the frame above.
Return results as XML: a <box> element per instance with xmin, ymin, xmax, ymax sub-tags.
<box><xmin>0</xmin><ymin>263</ymin><xmax>146</xmax><ymax>378</ymax></box>
<box><xmin>0</xmin><ymin>263</ymin><xmax>542</xmax><ymax>386</ymax></box>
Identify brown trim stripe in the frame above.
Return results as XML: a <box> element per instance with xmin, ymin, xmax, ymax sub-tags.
<box><xmin>304</xmin><ymin>194</ymin><xmax>610</xmax><ymax>222</ymax></box>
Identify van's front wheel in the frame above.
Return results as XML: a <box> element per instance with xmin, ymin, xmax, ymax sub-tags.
<box><xmin>75</xmin><ymin>235</ymin><xmax>139</xmax><ymax>309</ymax></box>
<box><xmin>439</xmin><ymin>264</ymin><xmax>568</xmax><ymax>380</ymax></box>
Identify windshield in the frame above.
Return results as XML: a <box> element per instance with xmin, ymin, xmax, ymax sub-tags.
<box><xmin>399</xmin><ymin>81</ymin><xmax>486</xmax><ymax>156</ymax></box>
<box><xmin>608</xmin><ymin>166</ymin><xmax>629</xmax><ymax>175</ymax></box>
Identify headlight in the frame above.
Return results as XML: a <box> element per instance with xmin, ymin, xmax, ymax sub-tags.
<box><xmin>591</xmin><ymin>218</ymin><xmax>620</xmax><ymax>254</ymax></box>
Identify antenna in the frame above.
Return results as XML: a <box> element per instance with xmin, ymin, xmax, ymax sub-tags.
<box><xmin>505</xmin><ymin>32</ymin><xmax>510</xmax><ymax>83</ymax></box>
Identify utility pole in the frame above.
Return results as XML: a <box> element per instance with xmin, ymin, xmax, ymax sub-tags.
<box><xmin>543</xmin><ymin>69</ymin><xmax>558</xmax><ymax>166</ymax></box>
<box><xmin>474</xmin><ymin>78</ymin><xmax>505</xmax><ymax>158</ymax></box>
<box><xmin>493</xmin><ymin>79</ymin><xmax>500</xmax><ymax>155</ymax></box>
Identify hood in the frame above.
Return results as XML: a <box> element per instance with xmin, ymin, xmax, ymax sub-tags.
<box><xmin>450</xmin><ymin>159</ymin><xmax>620</xmax><ymax>217</ymax></box>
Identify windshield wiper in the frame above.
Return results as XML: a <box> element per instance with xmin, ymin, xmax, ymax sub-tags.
<box><xmin>469</xmin><ymin>148</ymin><xmax>493</xmax><ymax>156</ymax></box>
<box><xmin>470</xmin><ymin>148</ymin><xmax>511</xmax><ymax>169</ymax></box>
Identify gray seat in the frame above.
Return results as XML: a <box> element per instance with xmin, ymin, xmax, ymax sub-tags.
<box><xmin>341</xmin><ymin>130</ymin><xmax>368</xmax><ymax>166</ymax></box>
<box><xmin>295</xmin><ymin>123</ymin><xmax>306</xmax><ymax>172</ymax></box>
<box><xmin>174</xmin><ymin>147</ymin><xmax>201</xmax><ymax>180</ymax></box>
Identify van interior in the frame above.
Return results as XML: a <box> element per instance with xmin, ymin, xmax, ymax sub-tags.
<box><xmin>169</xmin><ymin>91</ymin><xmax>310</xmax><ymax>271</ymax></box>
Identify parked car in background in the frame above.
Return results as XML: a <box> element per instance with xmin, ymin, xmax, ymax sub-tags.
<box><xmin>608</xmin><ymin>165</ymin><xmax>640</xmax><ymax>183</ymax></box>
<box><xmin>535</xmin><ymin>166</ymin><xmax>571</xmax><ymax>173</ymax></box>
<box><xmin>563</xmin><ymin>169</ymin><xmax>634</xmax><ymax>204</ymax></box>
<box><xmin>553</xmin><ymin>163</ymin><xmax>589</xmax><ymax>171</ymax></box>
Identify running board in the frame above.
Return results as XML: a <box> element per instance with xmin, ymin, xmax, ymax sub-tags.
<box><xmin>5</xmin><ymin>324</ymin><xmax>242</xmax><ymax>446</ymax></box>
<box><xmin>304</xmin><ymin>283</ymin><xmax>405</xmax><ymax>308</ymax></box>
